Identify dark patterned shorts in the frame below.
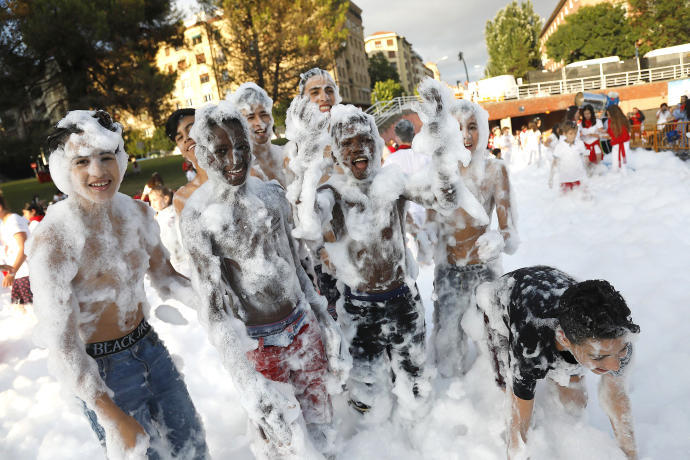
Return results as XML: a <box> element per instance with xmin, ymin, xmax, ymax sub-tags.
<box><xmin>11</xmin><ymin>276</ymin><xmax>33</xmax><ymax>304</ymax></box>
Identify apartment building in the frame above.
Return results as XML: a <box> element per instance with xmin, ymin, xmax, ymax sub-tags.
<box><xmin>154</xmin><ymin>15</ymin><xmax>232</xmax><ymax>113</ymax></box>
<box><xmin>329</xmin><ymin>2</ymin><xmax>371</xmax><ymax>106</ymax></box>
<box><xmin>364</xmin><ymin>31</ymin><xmax>431</xmax><ymax>95</ymax></box>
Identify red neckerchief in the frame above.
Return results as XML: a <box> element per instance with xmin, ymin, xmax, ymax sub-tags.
<box><xmin>29</xmin><ymin>215</ymin><xmax>43</xmax><ymax>223</ymax></box>
<box><xmin>397</xmin><ymin>144</ymin><xmax>411</xmax><ymax>150</ymax></box>
<box><xmin>582</xmin><ymin>119</ymin><xmax>593</xmax><ymax>128</ymax></box>
<box><xmin>607</xmin><ymin>125</ymin><xmax>630</xmax><ymax>167</ymax></box>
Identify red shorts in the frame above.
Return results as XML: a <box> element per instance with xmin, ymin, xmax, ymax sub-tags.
<box><xmin>246</xmin><ymin>320</ymin><xmax>332</xmax><ymax>425</ymax></box>
<box><xmin>560</xmin><ymin>181</ymin><xmax>581</xmax><ymax>191</ymax></box>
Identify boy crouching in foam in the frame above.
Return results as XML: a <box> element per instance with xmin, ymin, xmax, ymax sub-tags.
<box><xmin>478</xmin><ymin>266</ymin><xmax>639</xmax><ymax>460</ymax></box>
<box><xmin>28</xmin><ymin>110</ymin><xmax>209</xmax><ymax>459</ymax></box>
<box><xmin>294</xmin><ymin>79</ymin><xmax>488</xmax><ymax>423</ymax></box>
<box><xmin>178</xmin><ymin>101</ymin><xmax>349</xmax><ymax>459</ymax></box>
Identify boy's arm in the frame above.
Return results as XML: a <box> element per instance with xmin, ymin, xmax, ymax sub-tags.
<box><xmin>508</xmin><ymin>390</ymin><xmax>534</xmax><ymax>460</ymax></box>
<box><xmin>180</xmin><ymin>213</ymin><xmax>300</xmax><ymax>449</ymax></box>
<box><xmin>599</xmin><ymin>373</ymin><xmax>638</xmax><ymax>460</ymax></box>
<box><xmin>283</xmin><ymin>195</ymin><xmax>351</xmax><ymax>387</ymax></box>
<box><xmin>28</xmin><ymin>230</ymin><xmax>147</xmax><ymax>451</ymax></box>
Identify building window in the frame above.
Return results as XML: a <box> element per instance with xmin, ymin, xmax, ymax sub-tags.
<box><xmin>178</xmin><ymin>59</ymin><xmax>187</xmax><ymax>70</ymax></box>
<box><xmin>165</xmin><ymin>47</ymin><xmax>170</xmax><ymax>56</ymax></box>
<box><xmin>375</xmin><ymin>40</ymin><xmax>382</xmax><ymax>48</ymax></box>
<box><xmin>200</xmin><ymin>73</ymin><xmax>210</xmax><ymax>84</ymax></box>
<box><xmin>221</xmin><ymin>70</ymin><xmax>229</xmax><ymax>81</ymax></box>
<box><xmin>182</xmin><ymin>80</ymin><xmax>191</xmax><ymax>89</ymax></box>
<box><xmin>196</xmin><ymin>53</ymin><xmax>206</xmax><ymax>64</ymax></box>
<box><xmin>186</xmin><ymin>98</ymin><xmax>193</xmax><ymax>107</ymax></box>
<box><xmin>175</xmin><ymin>102</ymin><xmax>181</xmax><ymax>109</ymax></box>
<box><xmin>203</xmin><ymin>93</ymin><xmax>213</xmax><ymax>102</ymax></box>
<box><xmin>388</xmin><ymin>51</ymin><xmax>396</xmax><ymax>58</ymax></box>
<box><xmin>167</xmin><ymin>65</ymin><xmax>173</xmax><ymax>73</ymax></box>
<box><xmin>387</xmin><ymin>39</ymin><xmax>393</xmax><ymax>46</ymax></box>
<box><xmin>192</xmin><ymin>35</ymin><xmax>202</xmax><ymax>45</ymax></box>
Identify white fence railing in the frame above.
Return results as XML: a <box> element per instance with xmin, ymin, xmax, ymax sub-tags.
<box><xmin>365</xmin><ymin>95</ymin><xmax>421</xmax><ymax>126</ymax></box>
<box><xmin>515</xmin><ymin>63</ymin><xmax>690</xmax><ymax>100</ymax></box>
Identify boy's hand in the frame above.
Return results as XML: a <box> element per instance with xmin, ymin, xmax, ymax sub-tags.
<box><xmin>285</xmin><ymin>96</ymin><xmax>328</xmax><ymax>144</ymax></box>
<box><xmin>252</xmin><ymin>379</ymin><xmax>301</xmax><ymax>449</ymax></box>
<box><xmin>475</xmin><ymin>230</ymin><xmax>505</xmax><ymax>262</ymax></box>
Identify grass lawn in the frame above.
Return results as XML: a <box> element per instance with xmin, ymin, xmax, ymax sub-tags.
<box><xmin>0</xmin><ymin>155</ymin><xmax>187</xmax><ymax>212</ymax></box>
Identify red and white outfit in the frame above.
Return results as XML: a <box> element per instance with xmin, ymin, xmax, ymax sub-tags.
<box><xmin>607</xmin><ymin>124</ymin><xmax>630</xmax><ymax>169</ymax></box>
<box><xmin>552</xmin><ymin>139</ymin><xmax>587</xmax><ymax>191</ymax></box>
<box><xmin>578</xmin><ymin>119</ymin><xmax>603</xmax><ymax>163</ymax></box>
<box><xmin>1</xmin><ymin>213</ymin><xmax>32</xmax><ymax>304</ymax></box>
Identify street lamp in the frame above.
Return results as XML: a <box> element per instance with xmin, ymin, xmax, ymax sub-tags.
<box><xmin>458</xmin><ymin>51</ymin><xmax>470</xmax><ymax>84</ymax></box>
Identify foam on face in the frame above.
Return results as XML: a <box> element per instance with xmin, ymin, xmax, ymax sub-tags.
<box><xmin>298</xmin><ymin>67</ymin><xmax>342</xmax><ymax>105</ymax></box>
<box><xmin>190</xmin><ymin>101</ymin><xmax>252</xmax><ymax>183</ymax></box>
<box><xmin>328</xmin><ymin>104</ymin><xmax>383</xmax><ymax>181</ymax></box>
<box><xmin>227</xmin><ymin>82</ymin><xmax>274</xmax><ymax>113</ymax></box>
<box><xmin>449</xmin><ymin>99</ymin><xmax>490</xmax><ymax>159</ymax></box>
<box><xmin>49</xmin><ymin>110</ymin><xmax>127</xmax><ymax>196</ymax></box>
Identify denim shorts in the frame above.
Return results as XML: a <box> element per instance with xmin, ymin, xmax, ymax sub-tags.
<box><xmin>82</xmin><ymin>327</ymin><xmax>209</xmax><ymax>459</ymax></box>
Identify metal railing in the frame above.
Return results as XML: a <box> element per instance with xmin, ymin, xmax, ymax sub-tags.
<box><xmin>365</xmin><ymin>95</ymin><xmax>421</xmax><ymax>126</ymax></box>
<box><xmin>516</xmin><ymin>63</ymin><xmax>690</xmax><ymax>100</ymax></box>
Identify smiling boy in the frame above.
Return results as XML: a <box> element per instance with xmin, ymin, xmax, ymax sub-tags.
<box><xmin>179</xmin><ymin>101</ymin><xmax>348</xmax><ymax>458</ymax></box>
<box><xmin>477</xmin><ymin>265</ymin><xmax>639</xmax><ymax>460</ymax></box>
<box><xmin>28</xmin><ymin>110</ymin><xmax>208</xmax><ymax>459</ymax></box>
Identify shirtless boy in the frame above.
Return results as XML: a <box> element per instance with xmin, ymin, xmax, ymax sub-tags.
<box><xmin>179</xmin><ymin>101</ymin><xmax>347</xmax><ymax>458</ymax></box>
<box><xmin>429</xmin><ymin>99</ymin><xmax>519</xmax><ymax>378</ymax></box>
<box><xmin>302</xmin><ymin>81</ymin><xmax>487</xmax><ymax>421</ymax></box>
<box><xmin>164</xmin><ymin>108</ymin><xmax>208</xmax><ymax>214</ymax></box>
<box><xmin>477</xmin><ymin>266</ymin><xmax>639</xmax><ymax>460</ymax></box>
<box><xmin>29</xmin><ymin>110</ymin><xmax>208</xmax><ymax>459</ymax></box>
<box><xmin>229</xmin><ymin>82</ymin><xmax>287</xmax><ymax>187</ymax></box>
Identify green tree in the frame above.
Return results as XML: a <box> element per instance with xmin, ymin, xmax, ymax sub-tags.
<box><xmin>368</xmin><ymin>52</ymin><xmax>399</xmax><ymax>88</ymax></box>
<box><xmin>484</xmin><ymin>0</ymin><xmax>542</xmax><ymax>78</ymax></box>
<box><xmin>124</xmin><ymin>126</ymin><xmax>175</xmax><ymax>158</ymax></box>
<box><xmin>371</xmin><ymin>79</ymin><xmax>404</xmax><ymax>104</ymax></box>
<box><xmin>545</xmin><ymin>3</ymin><xmax>635</xmax><ymax>64</ymax></box>
<box><xmin>629</xmin><ymin>0</ymin><xmax>690</xmax><ymax>54</ymax></box>
<box><xmin>0</xmin><ymin>0</ymin><xmax>183</xmax><ymax>124</ymax></box>
<box><xmin>214</xmin><ymin>0</ymin><xmax>349</xmax><ymax>105</ymax></box>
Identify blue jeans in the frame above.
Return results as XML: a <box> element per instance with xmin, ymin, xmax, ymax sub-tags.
<box><xmin>82</xmin><ymin>329</ymin><xmax>209</xmax><ymax>459</ymax></box>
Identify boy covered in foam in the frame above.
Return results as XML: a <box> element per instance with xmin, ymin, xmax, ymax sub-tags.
<box><xmin>477</xmin><ymin>266</ymin><xmax>639</xmax><ymax>460</ymax></box>
<box><xmin>179</xmin><ymin>101</ymin><xmax>348</xmax><ymax>459</ymax></box>
<box><xmin>298</xmin><ymin>79</ymin><xmax>488</xmax><ymax>422</ymax></box>
<box><xmin>228</xmin><ymin>82</ymin><xmax>288</xmax><ymax>187</ymax></box>
<box><xmin>427</xmin><ymin>98</ymin><xmax>519</xmax><ymax>378</ymax></box>
<box><xmin>28</xmin><ymin>110</ymin><xmax>208</xmax><ymax>459</ymax></box>
<box><xmin>549</xmin><ymin>121</ymin><xmax>588</xmax><ymax>192</ymax></box>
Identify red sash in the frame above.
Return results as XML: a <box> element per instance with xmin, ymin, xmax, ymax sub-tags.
<box><xmin>584</xmin><ymin>141</ymin><xmax>599</xmax><ymax>163</ymax></box>
<box><xmin>608</xmin><ymin>126</ymin><xmax>630</xmax><ymax>168</ymax></box>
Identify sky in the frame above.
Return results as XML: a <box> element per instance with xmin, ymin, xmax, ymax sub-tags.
<box><xmin>176</xmin><ymin>0</ymin><xmax>557</xmax><ymax>84</ymax></box>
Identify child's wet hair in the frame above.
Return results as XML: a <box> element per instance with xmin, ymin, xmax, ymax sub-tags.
<box><xmin>558</xmin><ymin>280</ymin><xmax>640</xmax><ymax>344</ymax></box>
<box><xmin>45</xmin><ymin>110</ymin><xmax>120</xmax><ymax>155</ymax></box>
<box><xmin>23</xmin><ymin>201</ymin><xmax>45</xmax><ymax>216</ymax></box>
<box><xmin>149</xmin><ymin>185</ymin><xmax>173</xmax><ymax>202</ymax></box>
<box><xmin>561</xmin><ymin>121</ymin><xmax>578</xmax><ymax>134</ymax></box>
<box><xmin>394</xmin><ymin>119</ymin><xmax>415</xmax><ymax>143</ymax></box>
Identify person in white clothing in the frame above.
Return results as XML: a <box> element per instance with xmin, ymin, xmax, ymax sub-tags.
<box><xmin>383</xmin><ymin>118</ymin><xmax>431</xmax><ymax>261</ymax></box>
<box><xmin>578</xmin><ymin>104</ymin><xmax>604</xmax><ymax>167</ymax></box>
<box><xmin>525</xmin><ymin>121</ymin><xmax>541</xmax><ymax>165</ymax></box>
<box><xmin>149</xmin><ymin>186</ymin><xmax>189</xmax><ymax>276</ymax></box>
<box><xmin>549</xmin><ymin>121</ymin><xmax>587</xmax><ymax>192</ymax></box>
<box><xmin>0</xmin><ymin>194</ymin><xmax>32</xmax><ymax>305</ymax></box>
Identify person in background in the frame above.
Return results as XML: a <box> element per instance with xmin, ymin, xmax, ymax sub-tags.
<box><xmin>656</xmin><ymin>103</ymin><xmax>673</xmax><ymax>129</ymax></box>
<box><xmin>607</xmin><ymin>105</ymin><xmax>632</xmax><ymax>170</ymax></box>
<box><xmin>138</xmin><ymin>172</ymin><xmax>164</xmax><ymax>202</ymax></box>
<box><xmin>0</xmin><ymin>193</ymin><xmax>32</xmax><ymax>306</ymax></box>
<box><xmin>549</xmin><ymin>121</ymin><xmax>587</xmax><ymax>192</ymax></box>
<box><xmin>22</xmin><ymin>202</ymin><xmax>45</xmax><ymax>233</ymax></box>
<box><xmin>578</xmin><ymin>104</ymin><xmax>603</xmax><ymax>166</ymax></box>
<box><xmin>149</xmin><ymin>186</ymin><xmax>187</xmax><ymax>275</ymax></box>
<box><xmin>629</xmin><ymin>107</ymin><xmax>645</xmax><ymax>142</ymax></box>
<box><xmin>671</xmin><ymin>95</ymin><xmax>688</xmax><ymax>122</ymax></box>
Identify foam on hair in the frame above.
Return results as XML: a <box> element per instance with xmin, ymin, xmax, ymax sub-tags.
<box><xmin>227</xmin><ymin>82</ymin><xmax>274</xmax><ymax>113</ymax></box>
<box><xmin>298</xmin><ymin>67</ymin><xmax>342</xmax><ymax>104</ymax></box>
<box><xmin>46</xmin><ymin>110</ymin><xmax>127</xmax><ymax>195</ymax></box>
<box><xmin>450</xmin><ymin>99</ymin><xmax>490</xmax><ymax>155</ymax></box>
